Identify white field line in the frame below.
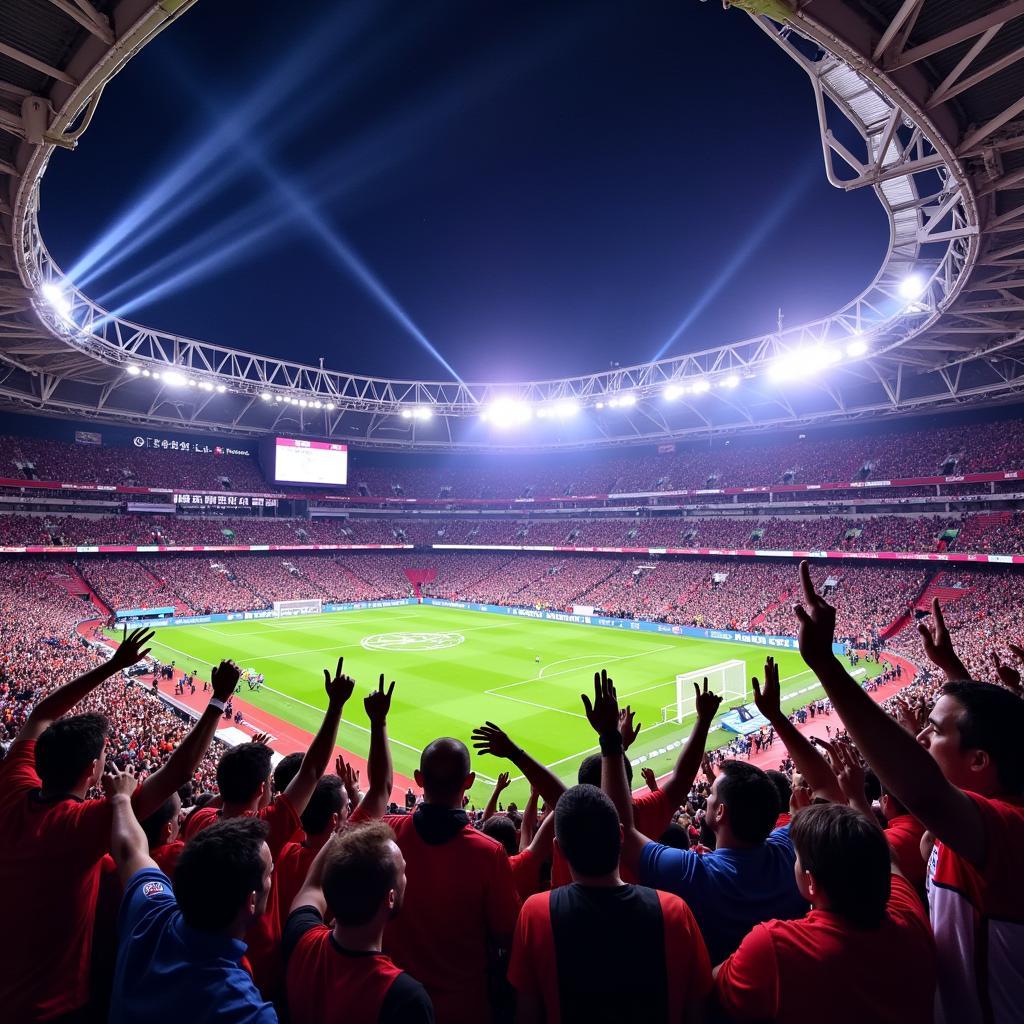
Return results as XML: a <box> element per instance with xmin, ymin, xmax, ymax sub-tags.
<box><xmin>538</xmin><ymin>654</ymin><xmax>621</xmax><ymax>679</ymax></box>
<box><xmin>487</xmin><ymin>646</ymin><xmax>673</xmax><ymax>695</ymax></box>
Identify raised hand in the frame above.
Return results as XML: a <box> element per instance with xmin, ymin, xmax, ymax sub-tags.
<box><xmin>990</xmin><ymin>651</ymin><xmax>1023</xmax><ymax>694</ymax></box>
<box><xmin>833</xmin><ymin>739</ymin><xmax>867</xmax><ymax>808</ymax></box>
<box><xmin>752</xmin><ymin>657</ymin><xmax>782</xmax><ymax>720</ymax></box>
<box><xmin>495</xmin><ymin>771</ymin><xmax>511</xmax><ymax>793</ymax></box>
<box><xmin>210</xmin><ymin>659</ymin><xmax>241</xmax><ymax>701</ymax></box>
<box><xmin>917</xmin><ymin>599</ymin><xmax>967</xmax><ymax>680</ymax></box>
<box><xmin>693</xmin><ymin>676</ymin><xmax>723</xmax><ymax>724</ymax></box>
<box><xmin>640</xmin><ymin>766</ymin><xmax>658</xmax><ymax>792</ymax></box>
<box><xmin>102</xmin><ymin>764</ymin><xmax>137</xmax><ymax>799</ymax></box>
<box><xmin>108</xmin><ymin>628</ymin><xmax>155</xmax><ymax>671</ymax></box>
<box><xmin>364</xmin><ymin>674</ymin><xmax>395</xmax><ymax>725</ymax></box>
<box><xmin>891</xmin><ymin>695</ymin><xmax>923</xmax><ymax>735</ymax></box>
<box><xmin>618</xmin><ymin>705</ymin><xmax>641</xmax><ymax>751</ymax></box>
<box><xmin>581</xmin><ymin>669</ymin><xmax>619</xmax><ymax>736</ymax></box>
<box><xmin>251</xmin><ymin>732</ymin><xmax>272</xmax><ymax>746</ymax></box>
<box><xmin>335</xmin><ymin>756</ymin><xmax>361</xmax><ymax>798</ymax></box>
<box><xmin>471</xmin><ymin>722</ymin><xmax>519</xmax><ymax>760</ymax></box>
<box><xmin>323</xmin><ymin>657</ymin><xmax>355</xmax><ymax>707</ymax></box>
<box><xmin>794</xmin><ymin>561</ymin><xmax>837</xmax><ymax>668</ymax></box>
<box><xmin>790</xmin><ymin>782</ymin><xmax>811</xmax><ymax>815</ymax></box>
<box><xmin>700</xmin><ymin>754</ymin><xmax>716</xmax><ymax>786</ymax></box>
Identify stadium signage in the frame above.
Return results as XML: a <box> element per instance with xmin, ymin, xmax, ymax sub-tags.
<box><xmin>118</xmin><ymin>598</ymin><xmax>415</xmax><ymax>628</ymax></box>
<box><xmin>131</xmin><ymin>435</ymin><xmax>252</xmax><ymax>456</ymax></box>
<box><xmin>173</xmin><ymin>493</ymin><xmax>278</xmax><ymax>508</ymax></box>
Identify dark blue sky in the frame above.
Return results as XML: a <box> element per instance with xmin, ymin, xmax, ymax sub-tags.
<box><xmin>41</xmin><ymin>0</ymin><xmax>885</xmax><ymax>382</ymax></box>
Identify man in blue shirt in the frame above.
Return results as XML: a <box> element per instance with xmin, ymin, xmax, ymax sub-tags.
<box><xmin>104</xmin><ymin>767</ymin><xmax>278</xmax><ymax>1023</ymax></box>
<box><xmin>584</xmin><ymin>664</ymin><xmax>838</xmax><ymax>964</ymax></box>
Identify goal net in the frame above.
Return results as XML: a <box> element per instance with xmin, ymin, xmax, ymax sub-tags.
<box><xmin>272</xmin><ymin>598</ymin><xmax>322</xmax><ymax>618</ymax></box>
<box><xmin>661</xmin><ymin>660</ymin><xmax>748</xmax><ymax>724</ymax></box>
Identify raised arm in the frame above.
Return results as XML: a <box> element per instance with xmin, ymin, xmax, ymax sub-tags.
<box><xmin>518</xmin><ymin>786</ymin><xmax>539</xmax><ymax>850</ymax></box>
<box><xmin>660</xmin><ymin>679</ymin><xmax>723</xmax><ymax>808</ymax></box>
<box><xmin>284</xmin><ymin>657</ymin><xmax>355</xmax><ymax>815</ymax></box>
<box><xmin>581</xmin><ymin>670</ymin><xmax>650</xmax><ymax>873</ymax></box>
<box><xmin>794</xmin><ymin>561</ymin><xmax>984</xmax><ymax>866</ymax></box>
<box><xmin>133</xmin><ymin>660</ymin><xmax>241</xmax><ymax>821</ymax></box>
<box><xmin>104</xmin><ymin>767</ymin><xmax>158</xmax><ymax>886</ymax></box>
<box><xmin>483</xmin><ymin>772</ymin><xmax>511</xmax><ymax>822</ymax></box>
<box><xmin>918</xmin><ymin>598</ymin><xmax>970</xmax><ymax>683</ymax></box>
<box><xmin>358</xmin><ymin>675</ymin><xmax>395</xmax><ymax>819</ymax></box>
<box><xmin>19</xmin><ymin>628</ymin><xmax>154</xmax><ymax>742</ymax></box>
<box><xmin>471</xmin><ymin>722</ymin><xmax>565</xmax><ymax>807</ymax></box>
<box><xmin>290</xmin><ymin>831</ymin><xmax>335</xmax><ymax>917</ymax></box>
<box><xmin>752</xmin><ymin>656</ymin><xmax>844</xmax><ymax>803</ymax></box>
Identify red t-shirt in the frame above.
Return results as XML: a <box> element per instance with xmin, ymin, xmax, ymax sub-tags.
<box><xmin>275</xmin><ymin>840</ymin><xmax>318</xmax><ymax>930</ymax></box>
<box><xmin>885</xmin><ymin>813</ymin><xmax>926</xmax><ymax>892</ymax></box>
<box><xmin>184</xmin><ymin>795</ymin><xmax>300</xmax><ymax>1001</ymax></box>
<box><xmin>926</xmin><ymin>792</ymin><xmax>1024</xmax><ymax>1024</ymax></box>
<box><xmin>0</xmin><ymin>739</ymin><xmax>114</xmax><ymax>1020</ymax></box>
<box><xmin>714</xmin><ymin>875</ymin><xmax>935</xmax><ymax>1023</ymax></box>
<box><xmin>509</xmin><ymin>846</ymin><xmax>543</xmax><ymax>902</ymax></box>
<box><xmin>509</xmin><ymin>883</ymin><xmax>710</xmax><ymax>1024</ymax></box>
<box><xmin>552</xmin><ymin>787</ymin><xmax>674</xmax><ymax>887</ymax></box>
<box><xmin>151</xmin><ymin>840</ymin><xmax>185</xmax><ymax>877</ymax></box>
<box><xmin>381</xmin><ymin>810</ymin><xmax>520</xmax><ymax>1024</ymax></box>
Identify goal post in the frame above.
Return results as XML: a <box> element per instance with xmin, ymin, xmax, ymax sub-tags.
<box><xmin>662</xmin><ymin>660</ymin><xmax>748</xmax><ymax>724</ymax></box>
<box><xmin>272</xmin><ymin>598</ymin><xmax>322</xmax><ymax>618</ymax></box>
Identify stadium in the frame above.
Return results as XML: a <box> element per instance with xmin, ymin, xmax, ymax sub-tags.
<box><xmin>0</xmin><ymin>2</ymin><xmax>1022</xmax><ymax>1023</ymax></box>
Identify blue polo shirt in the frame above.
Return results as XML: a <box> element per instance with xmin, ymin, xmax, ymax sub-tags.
<box><xmin>639</xmin><ymin>826</ymin><xmax>807</xmax><ymax>965</ymax></box>
<box><xmin>110</xmin><ymin>867</ymin><xmax>277</xmax><ymax>1024</ymax></box>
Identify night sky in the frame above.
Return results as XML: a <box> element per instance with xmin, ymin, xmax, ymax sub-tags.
<box><xmin>40</xmin><ymin>0</ymin><xmax>885</xmax><ymax>383</ymax></box>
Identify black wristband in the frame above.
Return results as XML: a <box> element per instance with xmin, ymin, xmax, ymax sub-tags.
<box><xmin>599</xmin><ymin>731</ymin><xmax>623</xmax><ymax>756</ymax></box>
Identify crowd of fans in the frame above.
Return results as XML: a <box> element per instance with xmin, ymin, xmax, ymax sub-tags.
<box><xmin>0</xmin><ymin>555</ymin><xmax>1021</xmax><ymax>1023</ymax></box>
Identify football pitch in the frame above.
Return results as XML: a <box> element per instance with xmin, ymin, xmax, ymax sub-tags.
<box><xmin>126</xmin><ymin>605</ymin><xmax>877</xmax><ymax>805</ymax></box>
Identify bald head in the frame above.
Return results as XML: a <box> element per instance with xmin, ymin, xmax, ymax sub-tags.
<box><xmin>417</xmin><ymin>738</ymin><xmax>473</xmax><ymax>805</ymax></box>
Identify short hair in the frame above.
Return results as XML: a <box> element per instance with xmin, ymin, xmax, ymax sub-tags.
<box><xmin>216</xmin><ymin>743</ymin><xmax>273</xmax><ymax>803</ymax></box>
<box><xmin>321</xmin><ymin>822</ymin><xmax>400</xmax><ymax>925</ymax></box>
<box><xmin>174</xmin><ymin>818</ymin><xmax>270</xmax><ymax>932</ymax></box>
<box><xmin>141</xmin><ymin>794</ymin><xmax>180</xmax><ymax>849</ymax></box>
<box><xmin>273</xmin><ymin>752</ymin><xmax>304</xmax><ymax>794</ymax></box>
<box><xmin>300</xmin><ymin>775</ymin><xmax>345</xmax><ymax>835</ymax></box>
<box><xmin>35</xmin><ymin>713</ymin><xmax>108</xmax><ymax>792</ymax></box>
<box><xmin>419</xmin><ymin>738</ymin><xmax>471</xmax><ymax>802</ymax></box>
<box><xmin>765</xmin><ymin>770</ymin><xmax>792</xmax><ymax>815</ymax></box>
<box><xmin>480</xmin><ymin>815</ymin><xmax>518</xmax><ymax>857</ymax></box>
<box><xmin>555</xmin><ymin>784</ymin><xmax>621</xmax><ymax>877</ymax></box>
<box><xmin>657</xmin><ymin>822</ymin><xmax>690</xmax><ymax>850</ymax></box>
<box><xmin>791</xmin><ymin>803</ymin><xmax>891</xmax><ymax>928</ymax></box>
<box><xmin>578</xmin><ymin>752</ymin><xmax>633</xmax><ymax>787</ymax></box>
<box><xmin>715</xmin><ymin>761</ymin><xmax>779</xmax><ymax>844</ymax></box>
<box><xmin>943</xmin><ymin>681</ymin><xmax>1024</xmax><ymax>793</ymax></box>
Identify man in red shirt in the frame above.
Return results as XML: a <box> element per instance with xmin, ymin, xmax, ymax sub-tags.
<box><xmin>284</xmin><ymin>821</ymin><xmax>433</xmax><ymax>1023</ymax></box>
<box><xmin>714</xmin><ymin>802</ymin><xmax>936</xmax><ymax>1022</ymax></box>
<box><xmin>510</xmin><ymin>783</ymin><xmax>710</xmax><ymax>1024</ymax></box>
<box><xmin>794</xmin><ymin>564</ymin><xmax>1024</xmax><ymax>1023</ymax></box>
<box><xmin>0</xmin><ymin>630</ymin><xmax>240</xmax><ymax>1023</ymax></box>
<box><xmin>364</xmin><ymin>736</ymin><xmax>520</xmax><ymax>1024</ymax></box>
<box><xmin>182</xmin><ymin>656</ymin><xmax>358</xmax><ymax>1000</ymax></box>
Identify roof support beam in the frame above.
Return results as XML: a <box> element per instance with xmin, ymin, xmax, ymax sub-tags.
<box><xmin>929</xmin><ymin>33</ymin><xmax>1024</xmax><ymax>109</ymax></box>
<box><xmin>959</xmin><ymin>94</ymin><xmax>1024</xmax><ymax>154</ymax></box>
<box><xmin>886</xmin><ymin>2</ymin><xmax>1024</xmax><ymax>71</ymax></box>
<box><xmin>873</xmin><ymin>0</ymin><xmax>926</xmax><ymax>62</ymax></box>
<box><xmin>0</xmin><ymin>42</ymin><xmax>76</xmax><ymax>87</ymax></box>
<box><xmin>45</xmin><ymin>0</ymin><xmax>115</xmax><ymax>44</ymax></box>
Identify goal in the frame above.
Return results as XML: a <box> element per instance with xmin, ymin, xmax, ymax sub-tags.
<box><xmin>272</xmin><ymin>598</ymin><xmax>322</xmax><ymax>618</ymax></box>
<box><xmin>661</xmin><ymin>660</ymin><xmax>748</xmax><ymax>724</ymax></box>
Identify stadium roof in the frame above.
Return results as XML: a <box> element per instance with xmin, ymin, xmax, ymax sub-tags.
<box><xmin>1</xmin><ymin>0</ymin><xmax>1023</xmax><ymax>451</ymax></box>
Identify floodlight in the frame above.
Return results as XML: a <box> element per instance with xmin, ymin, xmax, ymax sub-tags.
<box><xmin>595</xmin><ymin>401</ymin><xmax>605</xmax><ymax>409</ymax></box>
<box><xmin>664</xmin><ymin>385</ymin><xmax>682</xmax><ymax>400</ymax></box>
<box><xmin>414</xmin><ymin>407</ymin><xmax>433</xmax><ymax>420</ymax></box>
<box><xmin>691</xmin><ymin>379</ymin><xmax>711</xmax><ymax>394</ymax></box>
<box><xmin>326</xmin><ymin>402</ymin><xmax>335</xmax><ymax>410</ymax></box>
<box><xmin>127</xmin><ymin>366</ymin><xmax>141</xmax><ymax>377</ymax></box>
<box><xmin>313</xmin><ymin>400</ymin><xmax>322</xmax><ymax>409</ymax></box>
<box><xmin>722</xmin><ymin>374</ymin><xmax>740</xmax><ymax>389</ymax></box>
<box><xmin>846</xmin><ymin>339</ymin><xmax>868</xmax><ymax>357</ymax></box>
<box><xmin>899</xmin><ymin>273</ymin><xmax>926</xmax><ymax>300</ymax></box>
<box><xmin>618</xmin><ymin>393</ymin><xmax>637</xmax><ymax>407</ymax></box>
<box><xmin>142</xmin><ymin>369</ymin><xmax>151</xmax><ymax>377</ymax></box>
<box><xmin>163</xmin><ymin>370</ymin><xmax>186</xmax><ymax>387</ymax></box>
<box><xmin>199</xmin><ymin>381</ymin><xmax>214</xmax><ymax>392</ymax></box>
<box><xmin>400</xmin><ymin>409</ymin><xmax>413</xmax><ymax>419</ymax></box>
<box><xmin>216</xmin><ymin>384</ymin><xmax>227</xmax><ymax>393</ymax></box>
<box><xmin>552</xmin><ymin>400</ymin><xmax>579</xmax><ymax>419</ymax></box>
<box><xmin>188</xmin><ymin>380</ymin><xmax>197</xmax><ymax>388</ymax></box>
<box><xmin>260</xmin><ymin>392</ymin><xmax>272</xmax><ymax>401</ymax></box>
<box><xmin>41</xmin><ymin>283</ymin><xmax>72</xmax><ymax>319</ymax></box>
<box><xmin>299</xmin><ymin>399</ymin><xmax>308</xmax><ymax>407</ymax></box>
<box><xmin>485</xmin><ymin>398</ymin><xmax>532</xmax><ymax>427</ymax></box>
<box><xmin>274</xmin><ymin>396</ymin><xmax>283</xmax><ymax>403</ymax></box>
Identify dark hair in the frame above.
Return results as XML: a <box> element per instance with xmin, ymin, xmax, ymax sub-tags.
<box><xmin>765</xmin><ymin>770</ymin><xmax>792</xmax><ymax>815</ymax></box>
<box><xmin>322</xmin><ymin>822</ymin><xmax>400</xmax><ymax>925</ymax></box>
<box><xmin>300</xmin><ymin>775</ymin><xmax>345</xmax><ymax>835</ymax></box>
<box><xmin>863</xmin><ymin>769</ymin><xmax>882</xmax><ymax>804</ymax></box>
<box><xmin>555</xmin><ymin>784</ymin><xmax>621</xmax><ymax>876</ymax></box>
<box><xmin>715</xmin><ymin>761</ymin><xmax>779</xmax><ymax>844</ymax></box>
<box><xmin>791</xmin><ymin>803</ymin><xmax>891</xmax><ymax>928</ymax></box>
<box><xmin>141</xmin><ymin>794</ymin><xmax>180</xmax><ymax>849</ymax></box>
<box><xmin>578</xmin><ymin>752</ymin><xmax>633</xmax><ymax>787</ymax></box>
<box><xmin>480</xmin><ymin>815</ymin><xmax>518</xmax><ymax>857</ymax></box>
<box><xmin>35</xmin><ymin>713</ymin><xmax>108</xmax><ymax>792</ymax></box>
<box><xmin>273</xmin><ymin>752</ymin><xmax>304</xmax><ymax>795</ymax></box>
<box><xmin>419</xmin><ymin>738</ymin><xmax>471</xmax><ymax>802</ymax></box>
<box><xmin>174</xmin><ymin>818</ymin><xmax>270</xmax><ymax>932</ymax></box>
<box><xmin>943</xmin><ymin>681</ymin><xmax>1024</xmax><ymax>793</ymax></box>
<box><xmin>216</xmin><ymin>743</ymin><xmax>273</xmax><ymax>803</ymax></box>
<box><xmin>657</xmin><ymin>822</ymin><xmax>690</xmax><ymax>850</ymax></box>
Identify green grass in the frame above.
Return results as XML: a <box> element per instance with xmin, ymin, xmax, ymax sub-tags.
<box><xmin>116</xmin><ymin>605</ymin><xmax>881</xmax><ymax>805</ymax></box>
